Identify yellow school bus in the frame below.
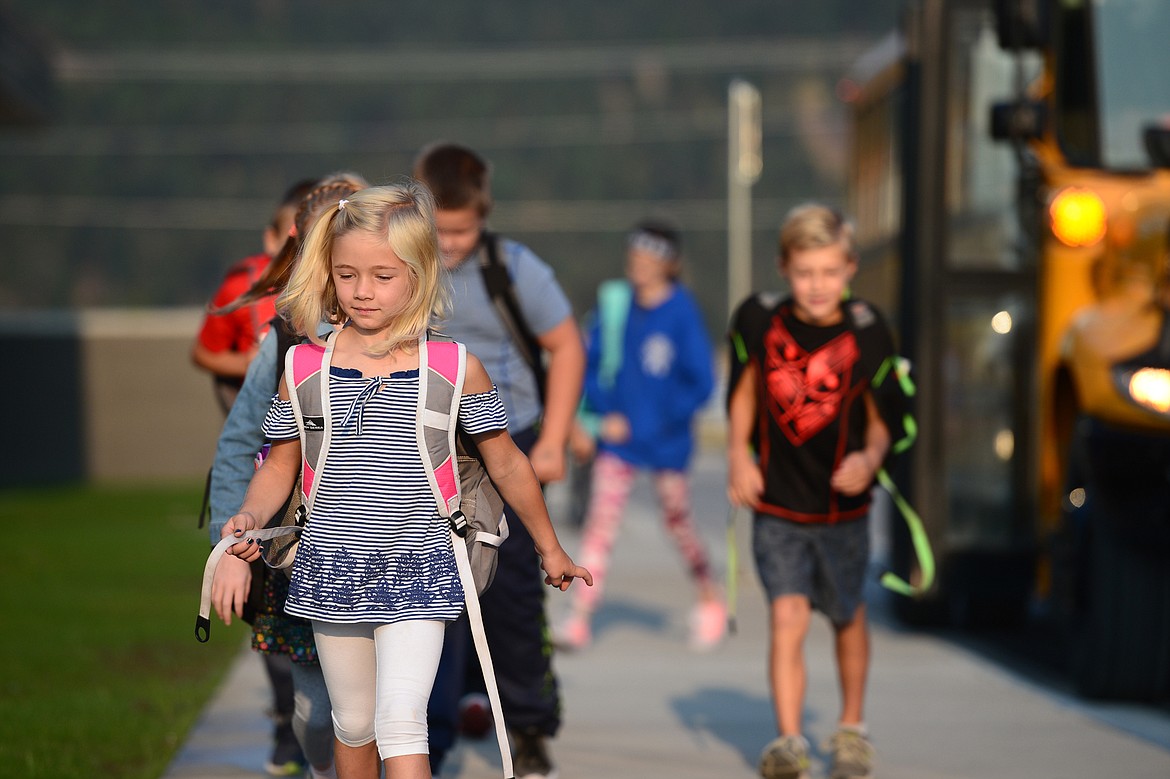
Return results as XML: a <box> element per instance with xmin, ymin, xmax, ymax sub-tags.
<box><xmin>842</xmin><ymin>0</ymin><xmax>1170</xmax><ymax>699</ymax></box>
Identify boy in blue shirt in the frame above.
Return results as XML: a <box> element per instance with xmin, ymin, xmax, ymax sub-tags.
<box><xmin>413</xmin><ymin>143</ymin><xmax>585</xmax><ymax>779</ymax></box>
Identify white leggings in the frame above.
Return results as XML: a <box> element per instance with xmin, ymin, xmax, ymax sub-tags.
<box><xmin>311</xmin><ymin>619</ymin><xmax>445</xmax><ymax>760</ymax></box>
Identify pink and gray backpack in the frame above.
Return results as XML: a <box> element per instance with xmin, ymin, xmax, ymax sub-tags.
<box><xmin>196</xmin><ymin>332</ymin><xmax>509</xmax><ymax>640</ymax></box>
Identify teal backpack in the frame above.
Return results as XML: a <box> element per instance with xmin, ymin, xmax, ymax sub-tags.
<box><xmin>577</xmin><ymin>279</ymin><xmax>633</xmax><ymax>436</ymax></box>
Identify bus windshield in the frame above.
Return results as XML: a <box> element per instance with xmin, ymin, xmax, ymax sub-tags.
<box><xmin>1093</xmin><ymin>0</ymin><xmax>1170</xmax><ymax>169</ymax></box>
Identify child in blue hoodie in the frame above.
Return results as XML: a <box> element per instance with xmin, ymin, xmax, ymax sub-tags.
<box><xmin>556</xmin><ymin>220</ymin><xmax>724</xmax><ymax>651</ymax></box>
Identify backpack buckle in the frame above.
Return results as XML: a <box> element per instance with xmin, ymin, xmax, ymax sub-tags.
<box><xmin>450</xmin><ymin>509</ymin><xmax>470</xmax><ymax>538</ymax></box>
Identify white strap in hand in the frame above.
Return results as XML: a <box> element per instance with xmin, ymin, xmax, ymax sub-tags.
<box><xmin>195</xmin><ymin>526</ymin><xmax>301</xmax><ymax>643</ymax></box>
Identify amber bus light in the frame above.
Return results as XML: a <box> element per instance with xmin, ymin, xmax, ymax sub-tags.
<box><xmin>1049</xmin><ymin>188</ymin><xmax>1107</xmax><ymax>247</ymax></box>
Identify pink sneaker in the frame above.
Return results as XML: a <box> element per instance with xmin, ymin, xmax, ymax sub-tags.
<box><xmin>553</xmin><ymin>612</ymin><xmax>592</xmax><ymax>651</ymax></box>
<box><xmin>689</xmin><ymin>598</ymin><xmax>727</xmax><ymax>651</ymax></box>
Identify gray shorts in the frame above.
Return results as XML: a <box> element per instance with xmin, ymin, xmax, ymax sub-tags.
<box><xmin>752</xmin><ymin>514</ymin><xmax>870</xmax><ymax>626</ymax></box>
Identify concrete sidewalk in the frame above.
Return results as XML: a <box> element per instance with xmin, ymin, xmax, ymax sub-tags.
<box><xmin>165</xmin><ymin>450</ymin><xmax>1170</xmax><ymax>779</ymax></box>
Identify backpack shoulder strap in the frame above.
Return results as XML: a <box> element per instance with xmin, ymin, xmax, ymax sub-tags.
<box><xmin>285</xmin><ymin>334</ymin><xmax>334</xmax><ymax>514</ymax></box>
<box><xmin>417</xmin><ymin>335</ymin><xmax>465</xmax><ymax>523</ymax></box>
<box><xmin>842</xmin><ymin>298</ymin><xmax>917</xmax><ymax>455</ymax></box>
<box><xmin>725</xmin><ymin>292</ymin><xmax>782</xmax><ymax>408</ymax></box>
<box><xmin>272</xmin><ymin>315</ymin><xmax>300</xmax><ymax>395</ymax></box>
<box><xmin>416</xmin><ymin>334</ymin><xmax>514</xmax><ymax>779</ymax></box>
<box><xmin>478</xmin><ymin>232</ymin><xmax>547</xmax><ymax>403</ymax></box>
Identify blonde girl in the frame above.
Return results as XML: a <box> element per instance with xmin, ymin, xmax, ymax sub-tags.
<box><xmin>224</xmin><ymin>181</ymin><xmax>591</xmax><ymax>779</ymax></box>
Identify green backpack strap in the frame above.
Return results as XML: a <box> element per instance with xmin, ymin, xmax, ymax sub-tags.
<box><xmin>868</xmin><ymin>350</ymin><xmax>932</xmax><ymax>596</ymax></box>
<box><xmin>847</xmin><ymin>304</ymin><xmax>931</xmax><ymax>597</ymax></box>
<box><xmin>875</xmin><ymin>468</ymin><xmax>936</xmax><ymax>597</ymax></box>
<box><xmin>872</xmin><ymin>354</ymin><xmax>918</xmax><ymax>456</ymax></box>
<box><xmin>725</xmin><ymin>504</ymin><xmax>742</xmax><ymax>635</ymax></box>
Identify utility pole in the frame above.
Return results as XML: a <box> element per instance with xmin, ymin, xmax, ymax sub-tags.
<box><xmin>727</xmin><ymin>79</ymin><xmax>762</xmax><ymax>321</ymax></box>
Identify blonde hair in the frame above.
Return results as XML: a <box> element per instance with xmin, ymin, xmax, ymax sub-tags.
<box><xmin>778</xmin><ymin>203</ymin><xmax>858</xmax><ymax>264</ymax></box>
<box><xmin>278</xmin><ymin>180</ymin><xmax>447</xmax><ymax>355</ymax></box>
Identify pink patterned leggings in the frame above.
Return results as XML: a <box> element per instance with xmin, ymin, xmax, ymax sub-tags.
<box><xmin>572</xmin><ymin>451</ymin><xmax>713</xmax><ymax>615</ymax></box>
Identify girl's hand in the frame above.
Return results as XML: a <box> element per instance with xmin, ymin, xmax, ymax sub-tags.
<box><xmin>539</xmin><ymin>548</ymin><xmax>594</xmax><ymax>591</ymax></box>
<box><xmin>830</xmin><ymin>450</ymin><xmax>878</xmax><ymax>496</ymax></box>
<box><xmin>223</xmin><ymin>511</ymin><xmax>263</xmax><ymax>562</ymax></box>
<box><xmin>211</xmin><ymin>554</ymin><xmax>252</xmax><ymax>625</ymax></box>
<box><xmin>598</xmin><ymin>413</ymin><xmax>630</xmax><ymax>445</ymax></box>
<box><xmin>222</xmin><ymin>511</ymin><xmax>260</xmax><ymax>537</ymax></box>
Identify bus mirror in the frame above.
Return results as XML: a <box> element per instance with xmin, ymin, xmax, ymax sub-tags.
<box><xmin>990</xmin><ymin>100</ymin><xmax>1046</xmax><ymax>142</ymax></box>
<box><xmin>994</xmin><ymin>0</ymin><xmax>1049</xmax><ymax>50</ymax></box>
<box><xmin>1143</xmin><ymin>126</ymin><xmax>1170</xmax><ymax>168</ymax></box>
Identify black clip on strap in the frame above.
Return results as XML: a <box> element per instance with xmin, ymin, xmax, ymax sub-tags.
<box><xmin>195</xmin><ymin>615</ymin><xmax>211</xmax><ymax>643</ymax></box>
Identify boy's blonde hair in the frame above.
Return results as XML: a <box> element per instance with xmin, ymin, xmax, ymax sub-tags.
<box><xmin>778</xmin><ymin>203</ymin><xmax>858</xmax><ymax>264</ymax></box>
<box><xmin>278</xmin><ymin>180</ymin><xmax>447</xmax><ymax>355</ymax></box>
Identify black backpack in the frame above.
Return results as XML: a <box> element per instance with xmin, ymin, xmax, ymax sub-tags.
<box><xmin>195</xmin><ymin>315</ymin><xmax>301</xmax><ymax>624</ymax></box>
<box><xmin>478</xmin><ymin>231</ymin><xmax>546</xmax><ymax>404</ymax></box>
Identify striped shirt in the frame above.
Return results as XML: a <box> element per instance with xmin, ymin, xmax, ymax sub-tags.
<box><xmin>261</xmin><ymin>366</ymin><xmax>508</xmax><ymax>624</ymax></box>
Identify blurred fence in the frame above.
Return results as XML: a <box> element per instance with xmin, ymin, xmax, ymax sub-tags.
<box><xmin>0</xmin><ymin>308</ymin><xmax>222</xmax><ymax>487</ymax></box>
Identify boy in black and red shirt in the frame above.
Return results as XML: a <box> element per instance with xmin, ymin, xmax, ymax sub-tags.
<box><xmin>728</xmin><ymin>204</ymin><xmax>897</xmax><ymax>779</ymax></box>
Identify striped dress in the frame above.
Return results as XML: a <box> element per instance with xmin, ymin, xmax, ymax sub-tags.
<box><xmin>261</xmin><ymin>365</ymin><xmax>508</xmax><ymax>624</ymax></box>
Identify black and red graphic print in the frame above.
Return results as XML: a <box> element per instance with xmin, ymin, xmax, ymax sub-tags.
<box><xmin>762</xmin><ymin>319</ymin><xmax>859</xmax><ymax>446</ymax></box>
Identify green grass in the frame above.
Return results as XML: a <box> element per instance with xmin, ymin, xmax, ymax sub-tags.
<box><xmin>0</xmin><ymin>482</ymin><xmax>250</xmax><ymax>778</ymax></box>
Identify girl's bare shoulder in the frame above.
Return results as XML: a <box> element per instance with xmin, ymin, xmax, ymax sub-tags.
<box><xmin>463</xmin><ymin>351</ymin><xmax>494</xmax><ymax>394</ymax></box>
